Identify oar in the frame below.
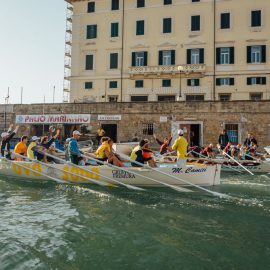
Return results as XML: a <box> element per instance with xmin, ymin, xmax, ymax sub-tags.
<box><xmin>118</xmin><ymin>153</ymin><xmax>231</xmax><ymax>199</ymax></box>
<box><xmin>221</xmin><ymin>150</ymin><xmax>254</xmax><ymax>176</ymax></box>
<box><xmin>9</xmin><ymin>154</ymin><xmax>66</xmax><ymax>184</ymax></box>
<box><xmin>244</xmin><ymin>153</ymin><xmax>270</xmax><ymax>167</ymax></box>
<box><xmin>190</xmin><ymin>150</ymin><xmax>243</xmax><ymax>174</ymax></box>
<box><xmin>39</xmin><ymin>150</ymin><xmax>144</xmax><ymax>191</ymax></box>
<box><xmin>76</xmin><ymin>152</ymin><xmax>192</xmax><ymax>193</ymax></box>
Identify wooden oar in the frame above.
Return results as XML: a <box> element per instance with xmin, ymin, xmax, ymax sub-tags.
<box><xmin>118</xmin><ymin>153</ymin><xmax>232</xmax><ymax>199</ymax></box>
<box><xmin>190</xmin><ymin>150</ymin><xmax>243</xmax><ymax>174</ymax></box>
<box><xmin>38</xmin><ymin>150</ymin><xmax>144</xmax><ymax>191</ymax></box>
<box><xmin>8</xmin><ymin>154</ymin><xmax>66</xmax><ymax>184</ymax></box>
<box><xmin>221</xmin><ymin>150</ymin><xmax>254</xmax><ymax>176</ymax></box>
<box><xmin>244</xmin><ymin>153</ymin><xmax>270</xmax><ymax>167</ymax></box>
<box><xmin>75</xmin><ymin>152</ymin><xmax>193</xmax><ymax>193</ymax></box>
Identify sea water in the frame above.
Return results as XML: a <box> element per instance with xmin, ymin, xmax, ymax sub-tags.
<box><xmin>0</xmin><ymin>173</ymin><xmax>269</xmax><ymax>270</ymax></box>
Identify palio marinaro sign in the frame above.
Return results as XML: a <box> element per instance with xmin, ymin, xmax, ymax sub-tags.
<box><xmin>16</xmin><ymin>114</ymin><xmax>91</xmax><ymax>124</ymax></box>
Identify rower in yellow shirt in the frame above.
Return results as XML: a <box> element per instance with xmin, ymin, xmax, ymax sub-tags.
<box><xmin>172</xmin><ymin>129</ymin><xmax>188</xmax><ymax>167</ymax></box>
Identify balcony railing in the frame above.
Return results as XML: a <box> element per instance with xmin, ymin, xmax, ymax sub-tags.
<box><xmin>129</xmin><ymin>64</ymin><xmax>206</xmax><ymax>76</ymax></box>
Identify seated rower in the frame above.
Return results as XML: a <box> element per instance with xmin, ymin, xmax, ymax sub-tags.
<box><xmin>223</xmin><ymin>141</ymin><xmax>232</xmax><ymax>156</ymax></box>
<box><xmin>130</xmin><ymin>139</ymin><xmax>156</xmax><ymax>167</ymax></box>
<box><xmin>1</xmin><ymin>124</ymin><xmax>19</xmax><ymax>159</ymax></box>
<box><xmin>13</xmin><ymin>135</ymin><xmax>28</xmax><ymax>161</ymax></box>
<box><xmin>200</xmin><ymin>143</ymin><xmax>215</xmax><ymax>158</ymax></box>
<box><xmin>231</xmin><ymin>144</ymin><xmax>242</xmax><ymax>159</ymax></box>
<box><xmin>153</xmin><ymin>134</ymin><xmax>172</xmax><ymax>155</ymax></box>
<box><xmin>95</xmin><ymin>137</ymin><xmax>123</xmax><ymax>167</ymax></box>
<box><xmin>27</xmin><ymin>136</ymin><xmax>42</xmax><ymax>159</ymax></box>
<box><xmin>69</xmin><ymin>130</ymin><xmax>85</xmax><ymax>165</ymax></box>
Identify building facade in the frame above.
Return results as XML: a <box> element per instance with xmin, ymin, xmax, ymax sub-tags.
<box><xmin>64</xmin><ymin>0</ymin><xmax>270</xmax><ymax>103</ymax></box>
<box><xmin>2</xmin><ymin>101</ymin><xmax>270</xmax><ymax>148</ymax></box>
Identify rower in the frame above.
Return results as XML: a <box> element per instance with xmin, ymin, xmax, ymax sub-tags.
<box><xmin>153</xmin><ymin>133</ymin><xmax>172</xmax><ymax>155</ymax></box>
<box><xmin>0</xmin><ymin>124</ymin><xmax>19</xmax><ymax>159</ymax></box>
<box><xmin>69</xmin><ymin>130</ymin><xmax>85</xmax><ymax>165</ymax></box>
<box><xmin>27</xmin><ymin>136</ymin><xmax>41</xmax><ymax>159</ymax></box>
<box><xmin>14</xmin><ymin>135</ymin><xmax>28</xmax><ymax>161</ymax></box>
<box><xmin>200</xmin><ymin>143</ymin><xmax>215</xmax><ymax>158</ymax></box>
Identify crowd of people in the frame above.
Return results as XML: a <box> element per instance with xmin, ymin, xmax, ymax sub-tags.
<box><xmin>0</xmin><ymin>123</ymin><xmax>264</xmax><ymax>168</ymax></box>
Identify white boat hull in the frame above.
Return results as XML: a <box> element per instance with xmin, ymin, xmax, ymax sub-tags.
<box><xmin>112</xmin><ymin>142</ymin><xmax>138</xmax><ymax>156</ymax></box>
<box><xmin>0</xmin><ymin>158</ymin><xmax>221</xmax><ymax>187</ymax></box>
<box><xmin>265</xmin><ymin>146</ymin><xmax>270</xmax><ymax>155</ymax></box>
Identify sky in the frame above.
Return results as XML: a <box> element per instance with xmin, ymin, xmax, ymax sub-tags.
<box><xmin>0</xmin><ymin>0</ymin><xmax>67</xmax><ymax>104</ymax></box>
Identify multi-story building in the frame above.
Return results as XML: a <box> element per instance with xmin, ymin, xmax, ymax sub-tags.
<box><xmin>64</xmin><ymin>0</ymin><xmax>270</xmax><ymax>103</ymax></box>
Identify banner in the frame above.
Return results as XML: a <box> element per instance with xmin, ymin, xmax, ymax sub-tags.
<box><xmin>16</xmin><ymin>114</ymin><xmax>91</xmax><ymax>124</ymax></box>
<box><xmin>98</xmin><ymin>115</ymin><xmax>122</xmax><ymax>121</ymax></box>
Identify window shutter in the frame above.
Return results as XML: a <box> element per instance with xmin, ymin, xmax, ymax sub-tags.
<box><xmin>230</xmin><ymin>47</ymin><xmax>234</xmax><ymax>64</ymax></box>
<box><xmin>256</xmin><ymin>77</ymin><xmax>261</xmax><ymax>84</ymax></box>
<box><xmin>262</xmin><ymin>77</ymin><xmax>266</xmax><ymax>85</ymax></box>
<box><xmin>187</xmin><ymin>79</ymin><xmax>191</xmax><ymax>86</ymax></box>
<box><xmin>159</xmin><ymin>51</ymin><xmax>163</xmax><ymax>65</ymax></box>
<box><xmin>216</xmin><ymin>78</ymin><xmax>221</xmax><ymax>86</ymax></box>
<box><xmin>230</xmin><ymin>78</ymin><xmax>234</xmax><ymax>85</ymax></box>
<box><xmin>85</xmin><ymin>55</ymin><xmax>93</xmax><ymax>70</ymax></box>
<box><xmin>216</xmin><ymin>48</ymin><xmax>221</xmax><ymax>64</ymax></box>
<box><xmin>144</xmin><ymin>51</ymin><xmax>148</xmax><ymax>66</ymax></box>
<box><xmin>199</xmin><ymin>48</ymin><xmax>204</xmax><ymax>64</ymax></box>
<box><xmin>187</xmin><ymin>49</ymin><xmax>191</xmax><ymax>64</ymax></box>
<box><xmin>132</xmin><ymin>52</ymin><xmax>136</xmax><ymax>66</ymax></box>
<box><xmin>195</xmin><ymin>79</ymin><xmax>200</xmax><ymax>86</ymax></box>
<box><xmin>247</xmin><ymin>77</ymin><xmax>251</xmax><ymax>85</ymax></box>
<box><xmin>247</xmin><ymin>46</ymin><xmax>251</xmax><ymax>63</ymax></box>
<box><xmin>171</xmin><ymin>50</ymin><xmax>175</xmax><ymax>65</ymax></box>
<box><xmin>261</xmin><ymin>45</ymin><xmax>266</xmax><ymax>63</ymax></box>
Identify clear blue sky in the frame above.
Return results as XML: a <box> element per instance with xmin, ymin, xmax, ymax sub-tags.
<box><xmin>0</xmin><ymin>0</ymin><xmax>67</xmax><ymax>104</ymax></box>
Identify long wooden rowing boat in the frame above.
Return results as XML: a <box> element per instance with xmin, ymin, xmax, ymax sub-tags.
<box><xmin>0</xmin><ymin>158</ymin><xmax>221</xmax><ymax>187</ymax></box>
<box><xmin>265</xmin><ymin>146</ymin><xmax>270</xmax><ymax>155</ymax></box>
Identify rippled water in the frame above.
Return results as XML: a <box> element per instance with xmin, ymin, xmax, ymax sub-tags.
<box><xmin>0</xmin><ymin>173</ymin><xmax>270</xmax><ymax>270</ymax></box>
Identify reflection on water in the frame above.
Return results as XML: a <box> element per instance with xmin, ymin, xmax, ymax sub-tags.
<box><xmin>0</xmin><ymin>173</ymin><xmax>270</xmax><ymax>269</ymax></box>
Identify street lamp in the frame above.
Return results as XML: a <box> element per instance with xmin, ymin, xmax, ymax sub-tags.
<box><xmin>177</xmin><ymin>65</ymin><xmax>184</xmax><ymax>101</ymax></box>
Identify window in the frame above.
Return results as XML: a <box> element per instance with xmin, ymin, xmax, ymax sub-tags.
<box><xmin>135</xmin><ymin>80</ymin><xmax>144</xmax><ymax>88</ymax></box>
<box><xmin>87</xmin><ymin>2</ymin><xmax>95</xmax><ymax>13</ymax></box>
<box><xmin>187</xmin><ymin>48</ymin><xmax>204</xmax><ymax>64</ymax></box>
<box><xmin>191</xmin><ymin>15</ymin><xmax>200</xmax><ymax>31</ymax></box>
<box><xmin>132</xmin><ymin>51</ymin><xmax>148</xmax><ymax>66</ymax></box>
<box><xmin>187</xmin><ymin>79</ymin><xmax>200</xmax><ymax>86</ymax></box>
<box><xmin>250</xmin><ymin>93</ymin><xmax>263</xmax><ymax>101</ymax></box>
<box><xmin>220</xmin><ymin>13</ymin><xmax>230</xmax><ymax>29</ymax></box>
<box><xmin>216</xmin><ymin>47</ymin><xmax>234</xmax><ymax>64</ymax></box>
<box><xmin>131</xmin><ymin>96</ymin><xmax>148</xmax><ymax>102</ymax></box>
<box><xmin>216</xmin><ymin>78</ymin><xmax>234</xmax><ymax>86</ymax></box>
<box><xmin>192</xmin><ymin>0</ymin><xmax>200</xmax><ymax>2</ymax></box>
<box><xmin>142</xmin><ymin>123</ymin><xmax>154</xmax><ymax>135</ymax></box>
<box><xmin>111</xmin><ymin>0</ymin><xmax>119</xmax><ymax>10</ymax></box>
<box><xmin>219</xmin><ymin>94</ymin><xmax>231</xmax><ymax>101</ymax></box>
<box><xmin>108</xmin><ymin>96</ymin><xmax>118</xmax><ymax>102</ymax></box>
<box><xmin>110</xmin><ymin>53</ymin><xmax>118</xmax><ymax>69</ymax></box>
<box><xmin>162</xmin><ymin>79</ymin><xmax>171</xmax><ymax>87</ymax></box>
<box><xmin>186</xmin><ymin>95</ymin><xmax>204</xmax><ymax>101</ymax></box>
<box><xmin>158</xmin><ymin>95</ymin><xmax>175</xmax><ymax>101</ymax></box>
<box><xmin>111</xmin><ymin>22</ymin><xmax>119</xmax><ymax>37</ymax></box>
<box><xmin>225</xmin><ymin>124</ymin><xmax>239</xmax><ymax>143</ymax></box>
<box><xmin>137</xmin><ymin>0</ymin><xmax>145</xmax><ymax>8</ymax></box>
<box><xmin>247</xmin><ymin>45</ymin><xmax>266</xmax><ymax>64</ymax></box>
<box><xmin>247</xmin><ymin>77</ymin><xmax>266</xmax><ymax>85</ymax></box>
<box><xmin>164</xmin><ymin>0</ymin><xmax>172</xmax><ymax>5</ymax></box>
<box><xmin>86</xmin><ymin>25</ymin><xmax>97</xmax><ymax>39</ymax></box>
<box><xmin>85</xmin><ymin>55</ymin><xmax>93</xmax><ymax>70</ymax></box>
<box><xmin>136</xmin><ymin>20</ymin><xmax>145</xmax><ymax>35</ymax></box>
<box><xmin>109</xmin><ymin>81</ymin><xmax>118</xmax><ymax>88</ymax></box>
<box><xmin>251</xmin><ymin>10</ymin><xmax>261</xmax><ymax>27</ymax></box>
<box><xmin>158</xmin><ymin>50</ymin><xmax>175</xmax><ymax>65</ymax></box>
<box><xmin>85</xmin><ymin>82</ymin><xmax>93</xmax><ymax>89</ymax></box>
<box><xmin>163</xmin><ymin>18</ymin><xmax>172</xmax><ymax>33</ymax></box>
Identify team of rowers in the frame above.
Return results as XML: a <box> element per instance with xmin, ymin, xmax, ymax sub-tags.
<box><xmin>0</xmin><ymin>124</ymin><xmax>264</xmax><ymax>167</ymax></box>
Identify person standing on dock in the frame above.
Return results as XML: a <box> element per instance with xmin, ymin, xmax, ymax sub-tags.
<box><xmin>218</xmin><ymin>129</ymin><xmax>229</xmax><ymax>150</ymax></box>
<box><xmin>172</xmin><ymin>129</ymin><xmax>188</xmax><ymax>167</ymax></box>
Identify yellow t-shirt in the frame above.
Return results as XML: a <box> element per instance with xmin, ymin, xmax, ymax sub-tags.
<box><xmin>95</xmin><ymin>142</ymin><xmax>110</xmax><ymax>159</ymax></box>
<box><xmin>14</xmin><ymin>142</ymin><xmax>27</xmax><ymax>155</ymax></box>
<box><xmin>27</xmin><ymin>142</ymin><xmax>37</xmax><ymax>159</ymax></box>
<box><xmin>130</xmin><ymin>145</ymin><xmax>141</xmax><ymax>161</ymax></box>
<box><xmin>172</xmin><ymin>136</ymin><xmax>188</xmax><ymax>159</ymax></box>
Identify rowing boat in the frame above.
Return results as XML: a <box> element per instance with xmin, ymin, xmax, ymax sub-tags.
<box><xmin>265</xmin><ymin>146</ymin><xmax>270</xmax><ymax>155</ymax></box>
<box><xmin>0</xmin><ymin>158</ymin><xmax>221</xmax><ymax>187</ymax></box>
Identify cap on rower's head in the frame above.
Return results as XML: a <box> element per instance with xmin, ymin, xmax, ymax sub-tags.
<box><xmin>31</xmin><ymin>136</ymin><xmax>40</xmax><ymax>141</ymax></box>
<box><xmin>66</xmin><ymin>138</ymin><xmax>71</xmax><ymax>143</ymax></box>
<box><xmin>49</xmin><ymin>126</ymin><xmax>56</xmax><ymax>132</ymax></box>
<box><xmin>177</xmin><ymin>129</ymin><xmax>184</xmax><ymax>135</ymax></box>
<box><xmin>1</xmin><ymin>132</ymin><xmax>9</xmax><ymax>138</ymax></box>
<box><xmin>73</xmin><ymin>130</ymin><xmax>81</xmax><ymax>136</ymax></box>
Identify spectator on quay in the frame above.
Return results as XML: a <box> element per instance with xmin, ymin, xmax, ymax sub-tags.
<box><xmin>218</xmin><ymin>129</ymin><xmax>229</xmax><ymax>150</ymax></box>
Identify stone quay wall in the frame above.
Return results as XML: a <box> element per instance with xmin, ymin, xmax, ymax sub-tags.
<box><xmin>1</xmin><ymin>101</ymin><xmax>270</xmax><ymax>148</ymax></box>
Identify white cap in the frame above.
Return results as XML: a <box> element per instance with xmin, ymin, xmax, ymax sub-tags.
<box><xmin>73</xmin><ymin>130</ymin><xmax>81</xmax><ymax>136</ymax></box>
<box><xmin>31</xmin><ymin>136</ymin><xmax>40</xmax><ymax>141</ymax></box>
<box><xmin>1</xmin><ymin>132</ymin><xmax>9</xmax><ymax>138</ymax></box>
<box><xmin>177</xmin><ymin>129</ymin><xmax>184</xmax><ymax>135</ymax></box>
<box><xmin>66</xmin><ymin>138</ymin><xmax>71</xmax><ymax>143</ymax></box>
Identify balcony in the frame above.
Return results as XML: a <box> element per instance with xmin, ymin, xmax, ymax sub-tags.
<box><xmin>129</xmin><ymin>64</ymin><xmax>206</xmax><ymax>77</ymax></box>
